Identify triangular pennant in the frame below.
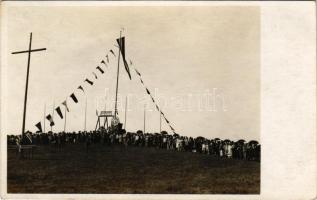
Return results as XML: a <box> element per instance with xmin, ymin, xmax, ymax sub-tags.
<box><xmin>62</xmin><ymin>100</ymin><xmax>70</xmax><ymax>112</ymax></box>
<box><xmin>110</xmin><ymin>49</ymin><xmax>116</xmax><ymax>57</ymax></box>
<box><xmin>92</xmin><ymin>72</ymin><xmax>98</xmax><ymax>79</ymax></box>
<box><xmin>134</xmin><ymin>68</ymin><xmax>141</xmax><ymax>76</ymax></box>
<box><xmin>146</xmin><ymin>88</ymin><xmax>150</xmax><ymax>95</ymax></box>
<box><xmin>70</xmin><ymin>93</ymin><xmax>78</xmax><ymax>103</ymax></box>
<box><xmin>96</xmin><ymin>66</ymin><xmax>104</xmax><ymax>74</ymax></box>
<box><xmin>46</xmin><ymin>114</ymin><xmax>55</xmax><ymax>126</ymax></box>
<box><xmin>85</xmin><ymin>78</ymin><xmax>94</xmax><ymax>85</ymax></box>
<box><xmin>35</xmin><ymin>122</ymin><xmax>42</xmax><ymax>132</ymax></box>
<box><xmin>77</xmin><ymin>85</ymin><xmax>85</xmax><ymax>93</ymax></box>
<box><xmin>55</xmin><ymin>106</ymin><xmax>63</xmax><ymax>119</ymax></box>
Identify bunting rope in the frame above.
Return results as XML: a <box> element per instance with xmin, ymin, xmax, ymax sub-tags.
<box><xmin>129</xmin><ymin>60</ymin><xmax>177</xmax><ymax>134</ymax></box>
<box><xmin>34</xmin><ymin>47</ymin><xmax>117</xmax><ymax>132</ymax></box>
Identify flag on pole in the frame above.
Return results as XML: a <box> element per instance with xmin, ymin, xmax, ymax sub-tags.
<box><xmin>96</xmin><ymin>66</ymin><xmax>104</xmax><ymax>74</ymax></box>
<box><xmin>92</xmin><ymin>72</ymin><xmax>98</xmax><ymax>79</ymax></box>
<box><xmin>77</xmin><ymin>85</ymin><xmax>85</xmax><ymax>93</ymax></box>
<box><xmin>106</xmin><ymin>55</ymin><xmax>109</xmax><ymax>63</ymax></box>
<box><xmin>55</xmin><ymin>106</ymin><xmax>63</xmax><ymax>119</ymax></box>
<box><xmin>35</xmin><ymin>122</ymin><xmax>42</xmax><ymax>132</ymax></box>
<box><xmin>110</xmin><ymin>49</ymin><xmax>116</xmax><ymax>57</ymax></box>
<box><xmin>85</xmin><ymin>78</ymin><xmax>94</xmax><ymax>85</ymax></box>
<box><xmin>46</xmin><ymin>114</ymin><xmax>55</xmax><ymax>126</ymax></box>
<box><xmin>62</xmin><ymin>100</ymin><xmax>70</xmax><ymax>112</ymax></box>
<box><xmin>151</xmin><ymin>96</ymin><xmax>155</xmax><ymax>103</ymax></box>
<box><xmin>140</xmin><ymin>78</ymin><xmax>144</xmax><ymax>85</ymax></box>
<box><xmin>70</xmin><ymin>93</ymin><xmax>78</xmax><ymax>103</ymax></box>
<box><xmin>116</xmin><ymin>37</ymin><xmax>132</xmax><ymax>80</ymax></box>
<box><xmin>156</xmin><ymin>105</ymin><xmax>160</xmax><ymax>111</ymax></box>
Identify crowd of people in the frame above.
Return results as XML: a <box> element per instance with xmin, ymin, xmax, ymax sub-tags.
<box><xmin>7</xmin><ymin>126</ymin><xmax>260</xmax><ymax>161</ymax></box>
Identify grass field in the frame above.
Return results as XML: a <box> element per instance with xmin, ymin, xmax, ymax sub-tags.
<box><xmin>7</xmin><ymin>144</ymin><xmax>260</xmax><ymax>194</ymax></box>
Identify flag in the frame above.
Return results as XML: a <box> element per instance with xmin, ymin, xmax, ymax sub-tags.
<box><xmin>146</xmin><ymin>88</ymin><xmax>150</xmax><ymax>95</ymax></box>
<box><xmin>165</xmin><ymin>118</ymin><xmax>170</xmax><ymax>124</ymax></box>
<box><xmin>134</xmin><ymin>68</ymin><xmax>141</xmax><ymax>76</ymax></box>
<box><xmin>70</xmin><ymin>93</ymin><xmax>78</xmax><ymax>103</ymax></box>
<box><xmin>101</xmin><ymin>60</ymin><xmax>107</xmax><ymax>67</ymax></box>
<box><xmin>92</xmin><ymin>72</ymin><xmax>98</xmax><ymax>79</ymax></box>
<box><xmin>151</xmin><ymin>96</ymin><xmax>155</xmax><ymax>103</ymax></box>
<box><xmin>77</xmin><ymin>85</ymin><xmax>85</xmax><ymax>93</ymax></box>
<box><xmin>35</xmin><ymin>122</ymin><xmax>42</xmax><ymax>132</ymax></box>
<box><xmin>62</xmin><ymin>100</ymin><xmax>69</xmax><ymax>112</ymax></box>
<box><xmin>161</xmin><ymin>111</ymin><xmax>165</xmax><ymax>117</ymax></box>
<box><xmin>106</xmin><ymin>55</ymin><xmax>109</xmax><ymax>63</ymax></box>
<box><xmin>140</xmin><ymin>78</ymin><xmax>144</xmax><ymax>85</ymax></box>
<box><xmin>110</xmin><ymin>49</ymin><xmax>116</xmax><ymax>57</ymax></box>
<box><xmin>46</xmin><ymin>114</ymin><xmax>55</xmax><ymax>126</ymax></box>
<box><xmin>85</xmin><ymin>78</ymin><xmax>94</xmax><ymax>85</ymax></box>
<box><xmin>55</xmin><ymin>106</ymin><xmax>63</xmax><ymax>119</ymax></box>
<box><xmin>156</xmin><ymin>105</ymin><xmax>160</xmax><ymax>111</ymax></box>
<box><xmin>169</xmin><ymin>125</ymin><xmax>175</xmax><ymax>131</ymax></box>
<box><xmin>116</xmin><ymin>37</ymin><xmax>132</xmax><ymax>80</ymax></box>
<box><xmin>96</xmin><ymin>110</ymin><xmax>99</xmax><ymax>116</ymax></box>
<box><xmin>96</xmin><ymin>66</ymin><xmax>104</xmax><ymax>74</ymax></box>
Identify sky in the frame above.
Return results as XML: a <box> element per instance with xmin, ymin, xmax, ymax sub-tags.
<box><xmin>2</xmin><ymin>5</ymin><xmax>260</xmax><ymax>141</ymax></box>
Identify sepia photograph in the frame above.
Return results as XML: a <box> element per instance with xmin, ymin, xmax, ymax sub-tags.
<box><xmin>1</xmin><ymin>1</ymin><xmax>314</xmax><ymax>198</ymax></box>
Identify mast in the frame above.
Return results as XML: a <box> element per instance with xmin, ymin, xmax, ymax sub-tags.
<box><xmin>43</xmin><ymin>103</ymin><xmax>46</xmax><ymax>133</ymax></box>
<box><xmin>84</xmin><ymin>97</ymin><xmax>87</xmax><ymax>131</ymax></box>
<box><xmin>51</xmin><ymin>100</ymin><xmax>55</xmax><ymax>132</ymax></box>
<box><xmin>144</xmin><ymin>104</ymin><xmax>146</xmax><ymax>134</ymax></box>
<box><xmin>124</xmin><ymin>96</ymin><xmax>127</xmax><ymax>129</ymax></box>
<box><xmin>114</xmin><ymin>30</ymin><xmax>122</xmax><ymax>119</ymax></box>
<box><xmin>64</xmin><ymin>98</ymin><xmax>67</xmax><ymax>132</ymax></box>
<box><xmin>159</xmin><ymin>111</ymin><xmax>162</xmax><ymax>133</ymax></box>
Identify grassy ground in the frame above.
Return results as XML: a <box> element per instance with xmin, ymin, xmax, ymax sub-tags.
<box><xmin>7</xmin><ymin>144</ymin><xmax>260</xmax><ymax>194</ymax></box>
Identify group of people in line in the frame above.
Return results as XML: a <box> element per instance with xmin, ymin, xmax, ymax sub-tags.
<box><xmin>7</xmin><ymin>127</ymin><xmax>260</xmax><ymax>161</ymax></box>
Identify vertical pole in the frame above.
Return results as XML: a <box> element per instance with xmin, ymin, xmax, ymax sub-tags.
<box><xmin>21</xmin><ymin>32</ymin><xmax>32</xmax><ymax>137</ymax></box>
<box><xmin>159</xmin><ymin>111</ymin><xmax>162</xmax><ymax>134</ymax></box>
<box><xmin>64</xmin><ymin>98</ymin><xmax>67</xmax><ymax>132</ymax></box>
<box><xmin>144</xmin><ymin>104</ymin><xmax>146</xmax><ymax>134</ymax></box>
<box><xmin>84</xmin><ymin>97</ymin><xmax>87</xmax><ymax>131</ymax></box>
<box><xmin>124</xmin><ymin>96</ymin><xmax>127</xmax><ymax>129</ymax></box>
<box><xmin>51</xmin><ymin>100</ymin><xmax>55</xmax><ymax>132</ymax></box>
<box><xmin>43</xmin><ymin>103</ymin><xmax>46</xmax><ymax>133</ymax></box>
<box><xmin>114</xmin><ymin>31</ymin><xmax>122</xmax><ymax>118</ymax></box>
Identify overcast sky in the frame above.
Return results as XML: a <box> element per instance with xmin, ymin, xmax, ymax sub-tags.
<box><xmin>2</xmin><ymin>5</ymin><xmax>260</xmax><ymax>141</ymax></box>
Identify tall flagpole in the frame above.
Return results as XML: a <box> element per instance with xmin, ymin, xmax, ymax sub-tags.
<box><xmin>114</xmin><ymin>30</ymin><xmax>122</xmax><ymax>119</ymax></box>
<box><xmin>43</xmin><ymin>103</ymin><xmax>46</xmax><ymax>133</ymax></box>
<box><xmin>124</xmin><ymin>96</ymin><xmax>127</xmax><ymax>129</ymax></box>
<box><xmin>159</xmin><ymin>111</ymin><xmax>162</xmax><ymax>133</ymax></box>
<box><xmin>144</xmin><ymin>104</ymin><xmax>146</xmax><ymax>134</ymax></box>
<box><xmin>51</xmin><ymin>100</ymin><xmax>55</xmax><ymax>132</ymax></box>
<box><xmin>84</xmin><ymin>97</ymin><xmax>87</xmax><ymax>131</ymax></box>
<box><xmin>64</xmin><ymin>98</ymin><xmax>67</xmax><ymax>132</ymax></box>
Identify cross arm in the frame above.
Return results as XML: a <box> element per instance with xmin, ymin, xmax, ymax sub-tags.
<box><xmin>11</xmin><ymin>48</ymin><xmax>46</xmax><ymax>54</ymax></box>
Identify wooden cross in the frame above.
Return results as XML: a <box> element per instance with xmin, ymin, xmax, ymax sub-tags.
<box><xmin>12</xmin><ymin>32</ymin><xmax>46</xmax><ymax>137</ymax></box>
